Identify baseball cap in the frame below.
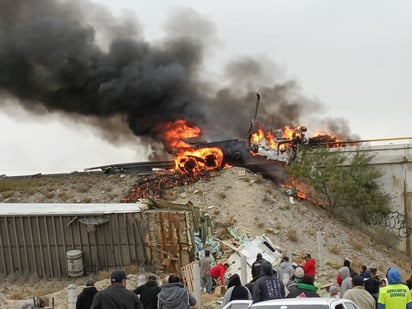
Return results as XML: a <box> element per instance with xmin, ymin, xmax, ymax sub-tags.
<box><xmin>111</xmin><ymin>270</ymin><xmax>127</xmax><ymax>283</ymax></box>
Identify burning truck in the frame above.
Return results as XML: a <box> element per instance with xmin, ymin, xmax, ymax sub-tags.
<box><xmin>90</xmin><ymin>93</ymin><xmax>348</xmax><ymax>188</ymax></box>
<box><xmin>164</xmin><ymin>93</ymin><xmax>348</xmax><ymax>180</ymax></box>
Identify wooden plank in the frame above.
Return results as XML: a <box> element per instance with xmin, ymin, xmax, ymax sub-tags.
<box><xmin>12</xmin><ymin>217</ymin><xmax>23</xmax><ymax>275</ymax></box>
<box><xmin>115</xmin><ymin>214</ymin><xmax>124</xmax><ymax>267</ymax></box>
<box><xmin>0</xmin><ymin>217</ymin><xmax>7</xmax><ymax>274</ymax></box>
<box><xmin>59</xmin><ymin>216</ymin><xmax>67</xmax><ymax>275</ymax></box>
<box><xmin>51</xmin><ymin>216</ymin><xmax>62</xmax><ymax>278</ymax></box>
<box><xmin>20</xmin><ymin>216</ymin><xmax>30</xmax><ymax>275</ymax></box>
<box><xmin>124</xmin><ymin>213</ymin><xmax>133</xmax><ymax>264</ymax></box>
<box><xmin>28</xmin><ymin>217</ymin><xmax>38</xmax><ymax>277</ymax></box>
<box><xmin>44</xmin><ymin>216</ymin><xmax>54</xmax><ymax>278</ymax></box>
<box><xmin>5</xmin><ymin>216</ymin><xmax>15</xmax><ymax>277</ymax></box>
<box><xmin>36</xmin><ymin>216</ymin><xmax>46</xmax><ymax>277</ymax></box>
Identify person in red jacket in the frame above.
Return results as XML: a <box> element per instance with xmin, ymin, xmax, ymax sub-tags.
<box><xmin>302</xmin><ymin>254</ymin><xmax>316</xmax><ymax>278</ymax></box>
<box><xmin>210</xmin><ymin>263</ymin><xmax>229</xmax><ymax>285</ymax></box>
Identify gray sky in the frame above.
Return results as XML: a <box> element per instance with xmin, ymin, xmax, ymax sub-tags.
<box><xmin>1</xmin><ymin>0</ymin><xmax>411</xmax><ymax>176</ymax></box>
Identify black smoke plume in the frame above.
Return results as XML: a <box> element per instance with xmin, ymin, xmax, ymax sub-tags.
<box><xmin>0</xmin><ymin>0</ymin><xmax>359</xmax><ymax>158</ymax></box>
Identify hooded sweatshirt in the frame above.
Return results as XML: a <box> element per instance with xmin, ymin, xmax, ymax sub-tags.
<box><xmin>339</xmin><ymin>266</ymin><xmax>352</xmax><ymax>298</ymax></box>
<box><xmin>133</xmin><ymin>280</ymin><xmax>161</xmax><ymax>309</ymax></box>
<box><xmin>222</xmin><ymin>274</ymin><xmax>252</xmax><ymax>307</ymax></box>
<box><xmin>277</xmin><ymin>261</ymin><xmax>294</xmax><ymax>287</ymax></box>
<box><xmin>377</xmin><ymin>268</ymin><xmax>412</xmax><ymax>309</ymax></box>
<box><xmin>157</xmin><ymin>282</ymin><xmax>196</xmax><ymax>309</ymax></box>
<box><xmin>252</xmin><ymin>260</ymin><xmax>285</xmax><ymax>303</ymax></box>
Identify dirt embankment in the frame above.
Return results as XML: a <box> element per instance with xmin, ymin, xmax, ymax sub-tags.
<box><xmin>0</xmin><ymin>167</ymin><xmax>410</xmax><ymax>308</ymax></box>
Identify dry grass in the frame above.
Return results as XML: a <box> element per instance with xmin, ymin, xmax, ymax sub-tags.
<box><xmin>324</xmin><ymin>260</ymin><xmax>337</xmax><ymax>268</ymax></box>
<box><xmin>352</xmin><ymin>242</ymin><xmax>363</xmax><ymax>251</ymax></box>
<box><xmin>161</xmin><ymin>189</ymin><xmax>177</xmax><ymax>200</ymax></box>
<box><xmin>328</xmin><ymin>245</ymin><xmax>341</xmax><ymax>255</ymax></box>
<box><xmin>42</xmin><ymin>191</ymin><xmax>55</xmax><ymax>199</ymax></box>
<box><xmin>216</xmin><ymin>216</ymin><xmax>237</xmax><ymax>229</ymax></box>
<box><xmin>257</xmin><ymin>222</ymin><xmax>265</xmax><ymax>229</ymax></box>
<box><xmin>274</xmin><ymin>222</ymin><xmax>282</xmax><ymax>230</ymax></box>
<box><xmin>9</xmin><ymin>290</ymin><xmax>25</xmax><ymax>300</ymax></box>
<box><xmin>370</xmin><ymin>228</ymin><xmax>400</xmax><ymax>250</ymax></box>
<box><xmin>0</xmin><ymin>177</ymin><xmax>54</xmax><ymax>193</ymax></box>
<box><xmin>97</xmin><ymin>270</ymin><xmax>111</xmax><ymax>281</ymax></box>
<box><xmin>103</xmin><ymin>186</ymin><xmax>112</xmax><ymax>192</ymax></box>
<box><xmin>217</xmin><ymin>191</ymin><xmax>226</xmax><ymax>199</ymax></box>
<box><xmin>77</xmin><ymin>184</ymin><xmax>91</xmax><ymax>193</ymax></box>
<box><xmin>254</xmin><ymin>174</ymin><xmax>265</xmax><ymax>184</ymax></box>
<box><xmin>287</xmin><ymin>228</ymin><xmax>298</xmax><ymax>242</ymax></box>
<box><xmin>58</xmin><ymin>192</ymin><xmax>70</xmax><ymax>201</ymax></box>
<box><xmin>307</xmin><ymin>230</ymin><xmax>316</xmax><ymax>236</ymax></box>
<box><xmin>265</xmin><ymin>185</ymin><xmax>274</xmax><ymax>194</ymax></box>
<box><xmin>124</xmin><ymin>265</ymin><xmax>140</xmax><ymax>274</ymax></box>
<box><xmin>1</xmin><ymin>191</ymin><xmax>14</xmax><ymax>198</ymax></box>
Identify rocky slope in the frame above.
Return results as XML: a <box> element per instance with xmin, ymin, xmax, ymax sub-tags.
<box><xmin>0</xmin><ymin>167</ymin><xmax>410</xmax><ymax>308</ymax></box>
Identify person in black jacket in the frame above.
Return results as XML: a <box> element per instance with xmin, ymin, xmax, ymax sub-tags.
<box><xmin>252</xmin><ymin>260</ymin><xmax>285</xmax><ymax>303</ymax></box>
<box><xmin>76</xmin><ymin>280</ymin><xmax>98</xmax><ymax>309</ymax></box>
<box><xmin>91</xmin><ymin>269</ymin><xmax>143</xmax><ymax>309</ymax></box>
<box><xmin>364</xmin><ymin>267</ymin><xmax>380</xmax><ymax>301</ymax></box>
<box><xmin>251</xmin><ymin>253</ymin><xmax>265</xmax><ymax>282</ymax></box>
<box><xmin>133</xmin><ymin>275</ymin><xmax>161</xmax><ymax>309</ymax></box>
<box><xmin>222</xmin><ymin>274</ymin><xmax>252</xmax><ymax>307</ymax></box>
<box><xmin>286</xmin><ymin>274</ymin><xmax>320</xmax><ymax>298</ymax></box>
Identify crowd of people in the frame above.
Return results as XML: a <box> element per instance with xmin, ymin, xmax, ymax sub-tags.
<box><xmin>210</xmin><ymin>254</ymin><xmax>412</xmax><ymax>309</ymax></box>
<box><xmin>71</xmin><ymin>253</ymin><xmax>412</xmax><ymax>309</ymax></box>
<box><xmin>75</xmin><ymin>270</ymin><xmax>196</xmax><ymax>309</ymax></box>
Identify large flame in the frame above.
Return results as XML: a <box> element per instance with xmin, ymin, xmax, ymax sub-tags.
<box><xmin>163</xmin><ymin>120</ymin><xmax>224</xmax><ymax>174</ymax></box>
<box><xmin>162</xmin><ymin>119</ymin><xmax>201</xmax><ymax>150</ymax></box>
<box><xmin>250</xmin><ymin>124</ymin><xmax>348</xmax><ymax>156</ymax></box>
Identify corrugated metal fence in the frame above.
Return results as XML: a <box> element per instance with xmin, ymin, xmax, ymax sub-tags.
<box><xmin>0</xmin><ymin>205</ymin><xmax>194</xmax><ymax>278</ymax></box>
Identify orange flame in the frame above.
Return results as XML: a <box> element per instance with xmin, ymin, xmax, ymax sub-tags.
<box><xmin>311</xmin><ymin>129</ymin><xmax>345</xmax><ymax>147</ymax></box>
<box><xmin>250</xmin><ymin>125</ymin><xmax>307</xmax><ymax>154</ymax></box>
<box><xmin>281</xmin><ymin>182</ymin><xmax>308</xmax><ymax>200</ymax></box>
<box><xmin>163</xmin><ymin>120</ymin><xmax>201</xmax><ymax>150</ymax></box>
<box><xmin>250</xmin><ymin>124</ymin><xmax>349</xmax><ymax>156</ymax></box>
<box><xmin>174</xmin><ymin>147</ymin><xmax>224</xmax><ymax>174</ymax></box>
<box><xmin>162</xmin><ymin>120</ymin><xmax>224</xmax><ymax>174</ymax></box>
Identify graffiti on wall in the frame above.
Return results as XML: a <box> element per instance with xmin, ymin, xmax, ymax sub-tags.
<box><xmin>368</xmin><ymin>211</ymin><xmax>412</xmax><ymax>238</ymax></box>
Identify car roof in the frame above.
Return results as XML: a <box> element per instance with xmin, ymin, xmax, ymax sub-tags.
<box><xmin>251</xmin><ymin>298</ymin><xmax>356</xmax><ymax>307</ymax></box>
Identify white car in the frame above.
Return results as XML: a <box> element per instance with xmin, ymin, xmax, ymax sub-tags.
<box><xmin>249</xmin><ymin>298</ymin><xmax>360</xmax><ymax>309</ymax></box>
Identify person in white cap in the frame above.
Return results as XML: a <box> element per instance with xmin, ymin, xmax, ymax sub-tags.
<box><xmin>287</xmin><ymin>267</ymin><xmax>305</xmax><ymax>294</ymax></box>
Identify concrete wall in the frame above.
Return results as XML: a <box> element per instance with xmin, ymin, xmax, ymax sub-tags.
<box><xmin>333</xmin><ymin>142</ymin><xmax>412</xmax><ymax>254</ymax></box>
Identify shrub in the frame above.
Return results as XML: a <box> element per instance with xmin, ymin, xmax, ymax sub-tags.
<box><xmin>287</xmin><ymin>228</ymin><xmax>298</xmax><ymax>242</ymax></box>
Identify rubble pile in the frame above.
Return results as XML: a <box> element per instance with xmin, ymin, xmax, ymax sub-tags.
<box><xmin>121</xmin><ymin>170</ymin><xmax>211</xmax><ymax>202</ymax></box>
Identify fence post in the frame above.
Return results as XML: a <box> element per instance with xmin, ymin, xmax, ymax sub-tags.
<box><xmin>68</xmin><ymin>284</ymin><xmax>76</xmax><ymax>309</ymax></box>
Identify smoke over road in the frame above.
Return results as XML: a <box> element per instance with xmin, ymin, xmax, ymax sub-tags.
<box><xmin>0</xmin><ymin>0</ymin><xmax>359</xmax><ymax>158</ymax></box>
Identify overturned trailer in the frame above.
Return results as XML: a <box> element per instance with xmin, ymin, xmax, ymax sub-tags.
<box><xmin>0</xmin><ymin>203</ymin><xmax>195</xmax><ymax>278</ymax></box>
